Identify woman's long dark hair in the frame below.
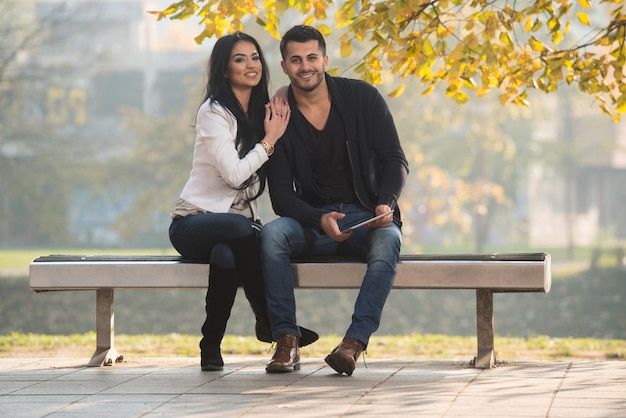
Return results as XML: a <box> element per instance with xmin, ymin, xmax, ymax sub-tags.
<box><xmin>202</xmin><ymin>32</ymin><xmax>270</xmax><ymax>200</ymax></box>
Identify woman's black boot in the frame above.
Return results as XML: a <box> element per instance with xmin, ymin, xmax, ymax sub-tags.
<box><xmin>230</xmin><ymin>234</ymin><xmax>274</xmax><ymax>343</ymax></box>
<box><xmin>200</xmin><ymin>265</ymin><xmax>237</xmax><ymax>371</ymax></box>
<box><xmin>230</xmin><ymin>234</ymin><xmax>320</xmax><ymax>347</ymax></box>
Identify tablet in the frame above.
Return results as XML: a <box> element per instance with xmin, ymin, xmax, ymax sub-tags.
<box><xmin>340</xmin><ymin>211</ymin><xmax>394</xmax><ymax>233</ymax></box>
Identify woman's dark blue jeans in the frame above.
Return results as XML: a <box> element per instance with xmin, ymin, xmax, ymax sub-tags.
<box><xmin>169</xmin><ymin>213</ymin><xmax>257</xmax><ymax>267</ymax></box>
<box><xmin>169</xmin><ymin>212</ymin><xmax>271</xmax><ymax>352</ymax></box>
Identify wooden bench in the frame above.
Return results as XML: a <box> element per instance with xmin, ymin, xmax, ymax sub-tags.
<box><xmin>29</xmin><ymin>253</ymin><xmax>551</xmax><ymax>369</ymax></box>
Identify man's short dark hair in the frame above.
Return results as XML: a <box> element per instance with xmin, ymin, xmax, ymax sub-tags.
<box><xmin>279</xmin><ymin>25</ymin><xmax>327</xmax><ymax>59</ymax></box>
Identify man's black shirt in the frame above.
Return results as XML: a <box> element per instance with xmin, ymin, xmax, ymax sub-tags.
<box><xmin>302</xmin><ymin>103</ymin><xmax>358</xmax><ymax>206</ymax></box>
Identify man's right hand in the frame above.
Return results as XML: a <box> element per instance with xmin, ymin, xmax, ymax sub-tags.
<box><xmin>320</xmin><ymin>212</ymin><xmax>351</xmax><ymax>242</ymax></box>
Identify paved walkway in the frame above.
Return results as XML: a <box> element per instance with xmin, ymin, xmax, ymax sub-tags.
<box><xmin>1</xmin><ymin>357</ymin><xmax>625</xmax><ymax>417</ymax></box>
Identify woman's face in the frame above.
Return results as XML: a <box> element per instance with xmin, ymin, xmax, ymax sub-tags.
<box><xmin>225</xmin><ymin>40</ymin><xmax>263</xmax><ymax>91</ymax></box>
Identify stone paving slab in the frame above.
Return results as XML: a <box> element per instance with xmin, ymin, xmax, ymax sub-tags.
<box><xmin>0</xmin><ymin>358</ymin><xmax>625</xmax><ymax>417</ymax></box>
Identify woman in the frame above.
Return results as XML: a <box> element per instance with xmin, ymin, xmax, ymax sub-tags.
<box><xmin>168</xmin><ymin>32</ymin><xmax>318</xmax><ymax>371</ymax></box>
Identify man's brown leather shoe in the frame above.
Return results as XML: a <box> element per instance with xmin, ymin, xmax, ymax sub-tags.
<box><xmin>324</xmin><ymin>338</ymin><xmax>366</xmax><ymax>376</ymax></box>
<box><xmin>266</xmin><ymin>334</ymin><xmax>300</xmax><ymax>373</ymax></box>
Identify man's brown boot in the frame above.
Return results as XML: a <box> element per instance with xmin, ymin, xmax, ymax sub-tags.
<box><xmin>324</xmin><ymin>338</ymin><xmax>366</xmax><ymax>376</ymax></box>
<box><xmin>266</xmin><ymin>334</ymin><xmax>300</xmax><ymax>373</ymax></box>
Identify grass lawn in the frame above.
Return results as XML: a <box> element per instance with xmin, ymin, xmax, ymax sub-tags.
<box><xmin>1</xmin><ymin>332</ymin><xmax>624</xmax><ymax>362</ymax></box>
<box><xmin>0</xmin><ymin>248</ymin><xmax>177</xmax><ymax>273</ymax></box>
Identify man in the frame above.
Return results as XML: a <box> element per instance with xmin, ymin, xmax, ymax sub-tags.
<box><xmin>261</xmin><ymin>25</ymin><xmax>409</xmax><ymax>376</ymax></box>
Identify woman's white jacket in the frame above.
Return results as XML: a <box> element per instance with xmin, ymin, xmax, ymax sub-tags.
<box><xmin>179</xmin><ymin>99</ymin><xmax>269</xmax><ymax>219</ymax></box>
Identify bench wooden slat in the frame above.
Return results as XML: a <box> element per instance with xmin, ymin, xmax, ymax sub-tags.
<box><xmin>30</xmin><ymin>253</ymin><xmax>551</xmax><ymax>292</ymax></box>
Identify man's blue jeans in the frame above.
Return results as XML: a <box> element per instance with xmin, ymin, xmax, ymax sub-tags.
<box><xmin>260</xmin><ymin>204</ymin><xmax>402</xmax><ymax>346</ymax></box>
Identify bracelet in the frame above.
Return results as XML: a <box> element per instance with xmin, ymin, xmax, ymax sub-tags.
<box><xmin>260</xmin><ymin>141</ymin><xmax>275</xmax><ymax>156</ymax></box>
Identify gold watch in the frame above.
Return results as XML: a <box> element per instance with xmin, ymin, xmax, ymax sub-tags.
<box><xmin>260</xmin><ymin>141</ymin><xmax>275</xmax><ymax>156</ymax></box>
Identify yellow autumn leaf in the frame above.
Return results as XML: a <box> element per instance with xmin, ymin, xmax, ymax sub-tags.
<box><xmin>449</xmin><ymin>43</ymin><xmax>466</xmax><ymax>62</ymax></box>
<box><xmin>194</xmin><ymin>31</ymin><xmax>209</xmax><ymax>44</ymax></box>
<box><xmin>293</xmin><ymin>0</ymin><xmax>311</xmax><ymax>14</ymax></box>
<box><xmin>367</xmin><ymin>70</ymin><xmax>383</xmax><ymax>85</ymax></box>
<box><xmin>313</xmin><ymin>0</ymin><xmax>328</xmax><ymax>20</ymax></box>
<box><xmin>316</xmin><ymin>23</ymin><xmax>332</xmax><ymax>36</ymax></box>
<box><xmin>340</xmin><ymin>37</ymin><xmax>353</xmax><ymax>57</ymax></box>
<box><xmin>422</xmin><ymin>84</ymin><xmax>436</xmax><ymax>96</ymax></box>
<box><xmin>463</xmin><ymin>32</ymin><xmax>479</xmax><ymax>50</ymax></box>
<box><xmin>388</xmin><ymin>84</ymin><xmax>405</xmax><ymax>97</ymax></box>
<box><xmin>528</xmin><ymin>36</ymin><xmax>544</xmax><ymax>52</ymax></box>
<box><xmin>499</xmin><ymin>32</ymin><xmax>513</xmax><ymax>46</ymax></box>
<box><xmin>334</xmin><ymin>3</ymin><xmax>354</xmax><ymax>29</ymax></box>
<box><xmin>578</xmin><ymin>0</ymin><xmax>591</xmax><ymax>8</ymax></box>
<box><xmin>436</xmin><ymin>25</ymin><xmax>453</xmax><ymax>39</ymax></box>
<box><xmin>452</xmin><ymin>90</ymin><xmax>470</xmax><ymax>104</ymax></box>
<box><xmin>412</xmin><ymin>61</ymin><xmax>429</xmax><ymax>79</ymax></box>
<box><xmin>599</xmin><ymin>103</ymin><xmax>613</xmax><ymax>116</ymax></box>
<box><xmin>576</xmin><ymin>12</ymin><xmax>590</xmax><ymax>26</ymax></box>
<box><xmin>553</xmin><ymin>30</ymin><xmax>563</xmax><ymax>45</ymax></box>
<box><xmin>524</xmin><ymin>17</ymin><xmax>532</xmax><ymax>32</ymax></box>
<box><xmin>422</xmin><ymin>38</ymin><xmax>435</xmax><ymax>56</ymax></box>
<box><xmin>476</xmin><ymin>86</ymin><xmax>490</xmax><ymax>96</ymax></box>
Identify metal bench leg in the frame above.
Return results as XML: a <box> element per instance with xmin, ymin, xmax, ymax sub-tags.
<box><xmin>473</xmin><ymin>289</ymin><xmax>496</xmax><ymax>368</ymax></box>
<box><xmin>88</xmin><ymin>289</ymin><xmax>123</xmax><ymax>367</ymax></box>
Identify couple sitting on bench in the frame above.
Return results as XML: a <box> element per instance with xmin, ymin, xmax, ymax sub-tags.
<box><xmin>167</xmin><ymin>26</ymin><xmax>409</xmax><ymax>376</ymax></box>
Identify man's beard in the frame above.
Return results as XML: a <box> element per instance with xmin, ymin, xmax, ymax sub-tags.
<box><xmin>292</xmin><ymin>71</ymin><xmax>324</xmax><ymax>92</ymax></box>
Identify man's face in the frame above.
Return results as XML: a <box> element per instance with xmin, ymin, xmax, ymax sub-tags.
<box><xmin>281</xmin><ymin>39</ymin><xmax>328</xmax><ymax>93</ymax></box>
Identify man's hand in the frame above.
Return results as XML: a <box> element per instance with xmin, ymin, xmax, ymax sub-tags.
<box><xmin>367</xmin><ymin>205</ymin><xmax>394</xmax><ymax>229</ymax></box>
<box><xmin>320</xmin><ymin>206</ymin><xmax>393</xmax><ymax>241</ymax></box>
<box><xmin>320</xmin><ymin>211</ymin><xmax>351</xmax><ymax>242</ymax></box>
